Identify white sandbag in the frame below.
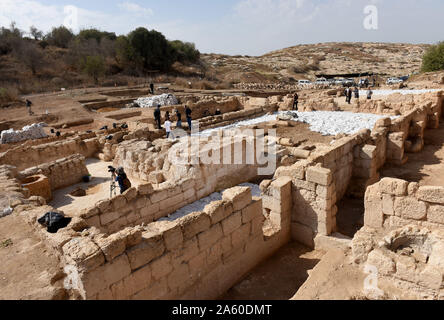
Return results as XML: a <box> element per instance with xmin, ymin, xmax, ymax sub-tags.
<box><xmin>0</xmin><ymin>123</ymin><xmax>48</xmax><ymax>144</ymax></box>
<box><xmin>134</xmin><ymin>94</ymin><xmax>179</xmax><ymax>108</ymax></box>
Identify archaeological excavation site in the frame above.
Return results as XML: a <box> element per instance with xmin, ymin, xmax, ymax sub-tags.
<box><xmin>1</xmin><ymin>79</ymin><xmax>444</xmax><ymax>301</ymax></box>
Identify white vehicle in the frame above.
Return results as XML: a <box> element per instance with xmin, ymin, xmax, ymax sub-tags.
<box><xmin>315</xmin><ymin>78</ymin><xmax>329</xmax><ymax>85</ymax></box>
<box><xmin>387</xmin><ymin>77</ymin><xmax>403</xmax><ymax>85</ymax></box>
<box><xmin>335</xmin><ymin>78</ymin><xmax>345</xmax><ymax>85</ymax></box>
<box><xmin>298</xmin><ymin>79</ymin><xmax>311</xmax><ymax>86</ymax></box>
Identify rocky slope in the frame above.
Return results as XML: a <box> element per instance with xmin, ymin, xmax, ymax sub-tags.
<box><xmin>201</xmin><ymin>42</ymin><xmax>430</xmax><ymax>83</ymax></box>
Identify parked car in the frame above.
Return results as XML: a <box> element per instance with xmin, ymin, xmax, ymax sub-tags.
<box><xmin>387</xmin><ymin>77</ymin><xmax>403</xmax><ymax>85</ymax></box>
<box><xmin>343</xmin><ymin>78</ymin><xmax>356</xmax><ymax>87</ymax></box>
<box><xmin>315</xmin><ymin>78</ymin><xmax>329</xmax><ymax>85</ymax></box>
<box><xmin>335</xmin><ymin>78</ymin><xmax>345</xmax><ymax>85</ymax></box>
<box><xmin>298</xmin><ymin>79</ymin><xmax>311</xmax><ymax>86</ymax></box>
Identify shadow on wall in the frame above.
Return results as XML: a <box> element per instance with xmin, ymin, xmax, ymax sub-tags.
<box><xmin>381</xmin><ymin>121</ymin><xmax>444</xmax><ymax>185</ymax></box>
<box><xmin>219</xmin><ymin>242</ymin><xmax>321</xmax><ymax>300</ymax></box>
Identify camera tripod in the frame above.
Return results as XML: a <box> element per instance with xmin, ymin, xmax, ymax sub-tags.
<box><xmin>110</xmin><ymin>172</ymin><xmax>118</xmax><ymax>198</ymax></box>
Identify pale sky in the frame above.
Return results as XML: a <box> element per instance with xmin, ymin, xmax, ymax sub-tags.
<box><xmin>1</xmin><ymin>0</ymin><xmax>443</xmax><ymax>56</ymax></box>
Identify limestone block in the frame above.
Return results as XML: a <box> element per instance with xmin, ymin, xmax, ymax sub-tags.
<box><xmin>197</xmin><ymin>223</ymin><xmax>223</xmax><ymax>251</ymax></box>
<box><xmin>140</xmin><ymin>202</ymin><xmax>160</xmax><ymax>219</ymax></box>
<box><xmin>418</xmin><ymin>266</ymin><xmax>443</xmax><ymax>290</ymax></box>
<box><xmin>80</xmin><ymin>207</ymin><xmax>100</xmax><ymax>219</ymax></box>
<box><xmin>96</xmin><ymin>234</ymin><xmax>127</xmax><ymax>262</ymax></box>
<box><xmin>242</xmin><ymin>199</ymin><xmax>263</xmax><ymax>224</ymax></box>
<box><xmin>427</xmin><ymin>205</ymin><xmax>444</xmax><ymax>225</ymax></box>
<box><xmin>123</xmin><ymin>188</ymin><xmax>138</xmax><ymax>202</ymax></box>
<box><xmin>367</xmin><ymin>249</ymin><xmax>396</xmax><ymax>276</ymax></box>
<box><xmin>179</xmin><ymin>212</ymin><xmax>211</xmax><ymax>240</ymax></box>
<box><xmin>138</xmin><ymin>183</ymin><xmax>154</xmax><ymax>196</ymax></box>
<box><xmin>382</xmin><ymin>194</ymin><xmax>395</xmax><ymax>216</ymax></box>
<box><xmin>82</xmin><ymin>254</ymin><xmax>132</xmax><ymax>298</ymax></box>
<box><xmin>150</xmin><ymin>189</ymin><xmax>169</xmax><ymax>204</ymax></box>
<box><xmin>395</xmin><ymin>255</ymin><xmax>417</xmax><ymax>282</ymax></box>
<box><xmin>151</xmin><ymin>254</ymin><xmax>174</xmax><ymax>280</ymax></box>
<box><xmin>364</xmin><ymin>184</ymin><xmax>383</xmax><ymax>229</ymax></box>
<box><xmin>97</xmin><ymin>200</ymin><xmax>112</xmax><ymax>213</ymax></box>
<box><xmin>394</xmin><ymin>197</ymin><xmax>427</xmax><ymax>220</ymax></box>
<box><xmin>262</xmin><ymin>195</ymin><xmax>281</xmax><ymax>213</ymax></box>
<box><xmin>379</xmin><ymin>178</ymin><xmax>408</xmax><ymax>196</ymax></box>
<box><xmin>221</xmin><ymin>211</ymin><xmax>242</xmax><ymax>235</ymax></box>
<box><xmin>417</xmin><ymin>186</ymin><xmax>444</xmax><ymax>204</ymax></box>
<box><xmin>231</xmin><ymin>222</ymin><xmax>251</xmax><ymax>248</ymax></box>
<box><xmin>360</xmin><ymin>145</ymin><xmax>377</xmax><ymax>160</ymax></box>
<box><xmin>293</xmin><ymin>179</ymin><xmax>316</xmax><ymax>192</ymax></box>
<box><xmin>63</xmin><ymin>237</ymin><xmax>105</xmax><ymax>271</ymax></box>
<box><xmin>204</xmin><ymin>201</ymin><xmax>232</xmax><ymax>225</ymax></box>
<box><xmin>112</xmin><ymin>195</ymin><xmax>128</xmax><ymax>211</ymax></box>
<box><xmin>110</xmin><ymin>264</ymin><xmax>152</xmax><ymax>300</ymax></box>
<box><xmin>126</xmin><ymin>233</ymin><xmax>165</xmax><ymax>270</ymax></box>
<box><xmin>270</xmin><ymin>177</ymin><xmax>292</xmax><ymax>201</ymax></box>
<box><xmin>306</xmin><ymin>166</ymin><xmax>332</xmax><ymax>186</ymax></box>
<box><xmin>222</xmin><ymin>187</ymin><xmax>252</xmax><ymax>212</ymax></box>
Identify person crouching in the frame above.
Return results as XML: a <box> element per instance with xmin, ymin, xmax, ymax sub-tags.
<box><xmin>116</xmin><ymin>167</ymin><xmax>132</xmax><ymax>194</ymax></box>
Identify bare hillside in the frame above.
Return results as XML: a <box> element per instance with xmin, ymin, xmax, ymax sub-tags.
<box><xmin>202</xmin><ymin>42</ymin><xmax>430</xmax><ymax>83</ymax></box>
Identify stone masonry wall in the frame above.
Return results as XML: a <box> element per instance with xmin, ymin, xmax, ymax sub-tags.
<box><xmin>0</xmin><ymin>136</ymin><xmax>100</xmax><ymax>171</ymax></box>
<box><xmin>365</xmin><ymin>178</ymin><xmax>444</xmax><ymax>231</ymax></box>
<box><xmin>19</xmin><ymin>154</ymin><xmax>89</xmax><ymax>191</ymax></box>
<box><xmin>62</xmin><ymin>181</ymin><xmax>292</xmax><ymax>300</ymax></box>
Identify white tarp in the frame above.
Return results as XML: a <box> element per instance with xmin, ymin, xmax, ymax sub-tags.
<box><xmin>0</xmin><ymin>123</ymin><xmax>48</xmax><ymax>144</ymax></box>
<box><xmin>134</xmin><ymin>94</ymin><xmax>179</xmax><ymax>108</ymax></box>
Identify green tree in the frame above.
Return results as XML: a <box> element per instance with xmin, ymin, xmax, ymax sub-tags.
<box><xmin>170</xmin><ymin>40</ymin><xmax>200</xmax><ymax>63</ymax></box>
<box><xmin>45</xmin><ymin>26</ymin><xmax>74</xmax><ymax>48</ymax></box>
<box><xmin>421</xmin><ymin>42</ymin><xmax>444</xmax><ymax>72</ymax></box>
<box><xmin>82</xmin><ymin>55</ymin><xmax>105</xmax><ymax>84</ymax></box>
<box><xmin>127</xmin><ymin>27</ymin><xmax>176</xmax><ymax>71</ymax></box>
<box><xmin>77</xmin><ymin>28</ymin><xmax>117</xmax><ymax>43</ymax></box>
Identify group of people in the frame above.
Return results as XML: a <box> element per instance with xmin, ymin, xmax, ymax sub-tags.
<box><xmin>154</xmin><ymin>104</ymin><xmax>193</xmax><ymax>140</ymax></box>
<box><xmin>344</xmin><ymin>87</ymin><xmax>373</xmax><ymax>104</ymax></box>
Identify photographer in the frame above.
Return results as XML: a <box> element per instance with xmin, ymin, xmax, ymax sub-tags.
<box><xmin>109</xmin><ymin>166</ymin><xmax>132</xmax><ymax>195</ymax></box>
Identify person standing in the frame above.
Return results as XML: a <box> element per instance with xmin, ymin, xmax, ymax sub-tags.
<box><xmin>354</xmin><ymin>87</ymin><xmax>360</xmax><ymax>100</ymax></box>
<box><xmin>150</xmin><ymin>83</ymin><xmax>154</xmax><ymax>95</ymax></box>
<box><xmin>154</xmin><ymin>105</ymin><xmax>162</xmax><ymax>130</ymax></box>
<box><xmin>26</xmin><ymin>99</ymin><xmax>33</xmax><ymax>115</ymax></box>
<box><xmin>176</xmin><ymin>109</ymin><xmax>182</xmax><ymax>128</ymax></box>
<box><xmin>185</xmin><ymin>105</ymin><xmax>193</xmax><ymax>130</ymax></box>
<box><xmin>367</xmin><ymin>89</ymin><xmax>373</xmax><ymax>100</ymax></box>
<box><xmin>165</xmin><ymin>119</ymin><xmax>175</xmax><ymax>140</ymax></box>
<box><xmin>293</xmin><ymin>92</ymin><xmax>299</xmax><ymax>111</ymax></box>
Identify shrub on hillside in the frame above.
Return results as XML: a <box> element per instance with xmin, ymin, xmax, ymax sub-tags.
<box><xmin>81</xmin><ymin>55</ymin><xmax>105</xmax><ymax>84</ymax></box>
<box><xmin>45</xmin><ymin>26</ymin><xmax>74</xmax><ymax>48</ymax></box>
<box><xmin>0</xmin><ymin>87</ymin><xmax>18</xmax><ymax>103</ymax></box>
<box><xmin>422</xmin><ymin>42</ymin><xmax>444</xmax><ymax>72</ymax></box>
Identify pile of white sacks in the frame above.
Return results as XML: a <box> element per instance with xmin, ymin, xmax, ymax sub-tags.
<box><xmin>0</xmin><ymin>123</ymin><xmax>48</xmax><ymax>144</ymax></box>
<box><xmin>134</xmin><ymin>94</ymin><xmax>179</xmax><ymax>108</ymax></box>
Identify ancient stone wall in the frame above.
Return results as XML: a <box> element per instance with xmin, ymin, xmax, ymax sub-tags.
<box><xmin>365</xmin><ymin>178</ymin><xmax>444</xmax><ymax>231</ymax></box>
<box><xmin>61</xmin><ymin>182</ymin><xmax>292</xmax><ymax>300</ymax></box>
<box><xmin>0</xmin><ymin>136</ymin><xmax>100</xmax><ymax>171</ymax></box>
<box><xmin>19</xmin><ymin>154</ymin><xmax>89</xmax><ymax>191</ymax></box>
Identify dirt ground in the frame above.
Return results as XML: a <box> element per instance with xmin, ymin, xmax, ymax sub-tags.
<box><xmin>381</xmin><ymin>121</ymin><xmax>444</xmax><ymax>186</ymax></box>
<box><xmin>50</xmin><ymin>158</ymin><xmax>144</xmax><ymax>217</ymax></box>
<box><xmin>292</xmin><ymin>248</ymin><xmax>367</xmax><ymax>300</ymax></box>
<box><xmin>0</xmin><ymin>214</ymin><xmax>65</xmax><ymax>300</ymax></box>
<box><xmin>220</xmin><ymin>242</ymin><xmax>325</xmax><ymax>300</ymax></box>
<box><xmin>256</xmin><ymin>121</ymin><xmax>334</xmax><ymax>147</ymax></box>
